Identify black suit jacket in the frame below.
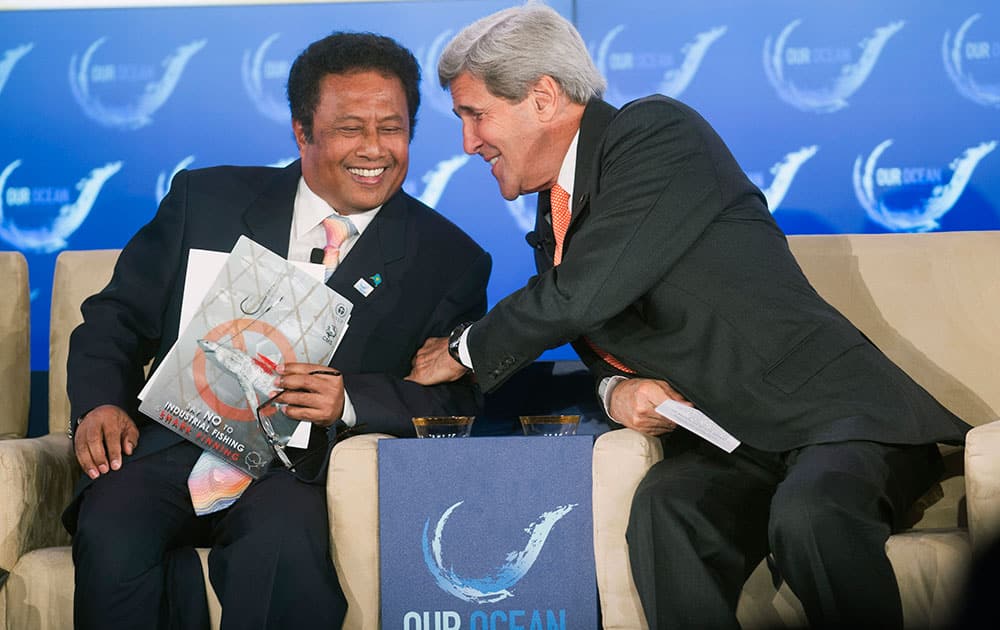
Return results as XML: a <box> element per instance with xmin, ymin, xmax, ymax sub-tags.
<box><xmin>470</xmin><ymin>97</ymin><xmax>969</xmax><ymax>451</ymax></box>
<box><xmin>67</xmin><ymin>161</ymin><xmax>490</xmax><ymax>480</ymax></box>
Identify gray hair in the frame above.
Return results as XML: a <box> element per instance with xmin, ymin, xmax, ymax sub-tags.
<box><xmin>437</xmin><ymin>2</ymin><xmax>605</xmax><ymax>104</ymax></box>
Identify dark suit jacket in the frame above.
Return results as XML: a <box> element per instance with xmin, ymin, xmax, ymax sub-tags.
<box><xmin>67</xmin><ymin>161</ymin><xmax>490</xmax><ymax>486</ymax></box>
<box><xmin>469</xmin><ymin>97</ymin><xmax>969</xmax><ymax>452</ymax></box>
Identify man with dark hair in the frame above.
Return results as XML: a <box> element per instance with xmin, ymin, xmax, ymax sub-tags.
<box><xmin>409</xmin><ymin>5</ymin><xmax>969</xmax><ymax>629</ymax></box>
<box><xmin>66</xmin><ymin>32</ymin><xmax>489</xmax><ymax>629</ymax></box>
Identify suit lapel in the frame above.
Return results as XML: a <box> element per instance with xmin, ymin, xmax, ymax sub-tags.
<box><xmin>326</xmin><ymin>189</ymin><xmax>409</xmax><ymax>307</ymax></box>
<box><xmin>241</xmin><ymin>161</ymin><xmax>302</xmax><ymax>258</ymax></box>
<box><xmin>568</xmin><ymin>99</ymin><xmax>617</xmax><ymax>232</ymax></box>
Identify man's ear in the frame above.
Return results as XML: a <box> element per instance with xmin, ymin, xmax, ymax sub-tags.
<box><xmin>529</xmin><ymin>75</ymin><xmax>562</xmax><ymax>122</ymax></box>
<box><xmin>292</xmin><ymin>119</ymin><xmax>308</xmax><ymax>152</ymax></box>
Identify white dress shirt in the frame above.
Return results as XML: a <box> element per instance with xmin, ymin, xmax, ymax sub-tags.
<box><xmin>287</xmin><ymin>176</ymin><xmax>381</xmax><ymax>426</ymax></box>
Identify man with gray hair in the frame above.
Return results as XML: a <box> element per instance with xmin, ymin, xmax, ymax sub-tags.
<box><xmin>408</xmin><ymin>3</ymin><xmax>969</xmax><ymax>628</ymax></box>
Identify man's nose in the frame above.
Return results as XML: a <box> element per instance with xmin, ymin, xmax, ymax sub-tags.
<box><xmin>357</xmin><ymin>128</ymin><xmax>386</xmax><ymax>157</ymax></box>
<box><xmin>461</xmin><ymin>123</ymin><xmax>482</xmax><ymax>155</ymax></box>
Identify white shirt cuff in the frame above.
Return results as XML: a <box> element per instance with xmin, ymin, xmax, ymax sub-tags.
<box><xmin>340</xmin><ymin>391</ymin><xmax>357</xmax><ymax>427</ymax></box>
<box><xmin>457</xmin><ymin>325</ymin><xmax>474</xmax><ymax>370</ymax></box>
<box><xmin>598</xmin><ymin>375</ymin><xmax>629</xmax><ymax>425</ymax></box>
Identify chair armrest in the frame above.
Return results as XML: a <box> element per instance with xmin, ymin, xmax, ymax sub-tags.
<box><xmin>326</xmin><ymin>433</ymin><xmax>395</xmax><ymax>630</ymax></box>
<box><xmin>592</xmin><ymin>429</ymin><xmax>663</xmax><ymax>630</ymax></box>
<box><xmin>965</xmin><ymin>420</ymin><xmax>1000</xmax><ymax>550</ymax></box>
<box><xmin>0</xmin><ymin>434</ymin><xmax>78</xmax><ymax>573</ymax></box>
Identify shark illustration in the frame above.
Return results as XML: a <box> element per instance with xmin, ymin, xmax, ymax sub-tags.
<box><xmin>764</xmin><ymin>19</ymin><xmax>904</xmax><ymax>113</ymax></box>
<box><xmin>0</xmin><ymin>43</ymin><xmax>33</xmax><ymax>97</ymax></box>
<box><xmin>0</xmin><ymin>159</ymin><xmax>122</xmax><ymax>252</ymax></box>
<box><xmin>853</xmin><ymin>139</ymin><xmax>997</xmax><ymax>232</ymax></box>
<box><xmin>197</xmin><ymin>339</ymin><xmax>278</xmax><ymax>408</ymax></box>
<box><xmin>596</xmin><ymin>24</ymin><xmax>726</xmax><ymax>104</ymax></box>
<box><xmin>422</xmin><ymin>501</ymin><xmax>577</xmax><ymax>603</ymax></box>
<box><xmin>69</xmin><ymin>37</ymin><xmax>206</xmax><ymax>130</ymax></box>
<box><xmin>196</xmin><ymin>338</ymin><xmax>292</xmax><ymax>467</ymax></box>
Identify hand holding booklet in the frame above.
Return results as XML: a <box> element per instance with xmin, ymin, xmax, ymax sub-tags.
<box><xmin>138</xmin><ymin>236</ymin><xmax>353</xmax><ymax>477</ymax></box>
<box><xmin>654</xmin><ymin>399</ymin><xmax>741</xmax><ymax>453</ymax></box>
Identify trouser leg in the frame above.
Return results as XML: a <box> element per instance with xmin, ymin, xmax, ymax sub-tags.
<box><xmin>208</xmin><ymin>469</ymin><xmax>347</xmax><ymax>630</ymax></box>
<box><xmin>768</xmin><ymin>441</ymin><xmax>942</xmax><ymax>629</ymax></box>
<box><xmin>626</xmin><ymin>432</ymin><xmax>782</xmax><ymax>630</ymax></box>
<box><xmin>72</xmin><ymin>441</ymin><xmax>207</xmax><ymax>630</ymax></box>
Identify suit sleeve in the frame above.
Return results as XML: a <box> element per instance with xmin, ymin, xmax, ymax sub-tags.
<box><xmin>67</xmin><ymin>172</ymin><xmax>190</xmax><ymax>423</ymax></box>
<box><xmin>340</xmin><ymin>249</ymin><xmax>491</xmax><ymax>437</ymax></box>
<box><xmin>469</xmin><ymin>100</ymin><xmax>731</xmax><ymax>392</ymax></box>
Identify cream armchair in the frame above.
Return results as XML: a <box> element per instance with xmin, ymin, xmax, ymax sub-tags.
<box><xmin>593</xmin><ymin>231</ymin><xmax>1000</xmax><ymax>628</ymax></box>
<box><xmin>0</xmin><ymin>250</ymin><xmax>228</xmax><ymax>630</ymax></box>
<box><xmin>0</xmin><ymin>251</ymin><xmax>30</xmax><ymax>440</ymax></box>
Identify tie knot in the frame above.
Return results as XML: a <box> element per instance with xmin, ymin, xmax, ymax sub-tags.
<box><xmin>322</xmin><ymin>214</ymin><xmax>357</xmax><ymax>249</ymax></box>
<box><xmin>321</xmin><ymin>214</ymin><xmax>358</xmax><ymax>270</ymax></box>
<box><xmin>550</xmin><ymin>184</ymin><xmax>570</xmax><ymax>215</ymax></box>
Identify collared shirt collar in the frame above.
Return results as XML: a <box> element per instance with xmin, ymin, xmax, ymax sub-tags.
<box><xmin>556</xmin><ymin>130</ymin><xmax>580</xmax><ymax>211</ymax></box>
<box><xmin>293</xmin><ymin>177</ymin><xmax>380</xmax><ymax>243</ymax></box>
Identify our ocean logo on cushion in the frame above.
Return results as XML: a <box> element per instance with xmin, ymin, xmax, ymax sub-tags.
<box><xmin>0</xmin><ymin>159</ymin><xmax>122</xmax><ymax>252</ymax></box>
<box><xmin>852</xmin><ymin>139</ymin><xmax>997</xmax><ymax>232</ymax></box>
<box><xmin>943</xmin><ymin>13</ymin><xmax>1000</xmax><ymax>109</ymax></box>
<box><xmin>594</xmin><ymin>23</ymin><xmax>727</xmax><ymax>105</ymax></box>
<box><xmin>0</xmin><ymin>43</ymin><xmax>33</xmax><ymax>98</ymax></box>
<box><xmin>421</xmin><ymin>500</ymin><xmax>577</xmax><ymax>604</ymax></box>
<box><xmin>69</xmin><ymin>37</ymin><xmax>206</xmax><ymax>130</ymax></box>
<box><xmin>745</xmin><ymin>145</ymin><xmax>819</xmax><ymax>213</ymax></box>
<box><xmin>242</xmin><ymin>33</ymin><xmax>293</xmax><ymax>124</ymax></box>
<box><xmin>763</xmin><ymin>19</ymin><xmax>904</xmax><ymax>113</ymax></box>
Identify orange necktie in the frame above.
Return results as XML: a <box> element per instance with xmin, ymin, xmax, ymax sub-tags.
<box><xmin>549</xmin><ymin>185</ymin><xmax>636</xmax><ymax>374</ymax></box>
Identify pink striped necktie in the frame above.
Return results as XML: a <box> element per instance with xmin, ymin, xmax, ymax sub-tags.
<box><xmin>188</xmin><ymin>452</ymin><xmax>252</xmax><ymax>515</ymax></box>
<box><xmin>322</xmin><ymin>213</ymin><xmax>358</xmax><ymax>272</ymax></box>
<box><xmin>549</xmin><ymin>185</ymin><xmax>636</xmax><ymax>375</ymax></box>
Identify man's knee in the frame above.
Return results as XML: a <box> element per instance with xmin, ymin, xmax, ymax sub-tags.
<box><xmin>768</xmin><ymin>474</ymin><xmax>890</xmax><ymax>556</ymax></box>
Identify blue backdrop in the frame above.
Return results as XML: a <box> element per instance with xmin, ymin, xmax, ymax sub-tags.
<box><xmin>1</xmin><ymin>0</ymin><xmax>997</xmax><ymax>372</ymax></box>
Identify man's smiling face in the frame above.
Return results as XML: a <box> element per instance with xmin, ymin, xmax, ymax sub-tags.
<box><xmin>449</xmin><ymin>71</ymin><xmax>560</xmax><ymax>200</ymax></box>
<box><xmin>295</xmin><ymin>70</ymin><xmax>410</xmax><ymax>214</ymax></box>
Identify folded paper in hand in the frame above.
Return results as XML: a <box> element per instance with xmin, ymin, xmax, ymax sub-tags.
<box><xmin>654</xmin><ymin>399</ymin><xmax>741</xmax><ymax>453</ymax></box>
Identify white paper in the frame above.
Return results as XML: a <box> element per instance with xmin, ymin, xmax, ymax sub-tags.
<box><xmin>140</xmin><ymin>248</ymin><xmax>328</xmax><ymax>449</ymax></box>
<box><xmin>654</xmin><ymin>399</ymin><xmax>741</xmax><ymax>453</ymax></box>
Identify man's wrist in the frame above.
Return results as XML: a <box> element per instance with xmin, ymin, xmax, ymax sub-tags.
<box><xmin>448</xmin><ymin>321</ymin><xmax>475</xmax><ymax>371</ymax></box>
<box><xmin>598</xmin><ymin>376</ymin><xmax>628</xmax><ymax>424</ymax></box>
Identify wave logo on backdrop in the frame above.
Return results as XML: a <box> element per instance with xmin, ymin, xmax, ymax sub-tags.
<box><xmin>155</xmin><ymin>156</ymin><xmax>297</xmax><ymax>203</ymax></box>
<box><xmin>746</xmin><ymin>145</ymin><xmax>819</xmax><ymax>212</ymax></box>
<box><xmin>853</xmin><ymin>139</ymin><xmax>996</xmax><ymax>232</ymax></box>
<box><xmin>943</xmin><ymin>14</ymin><xmax>1000</xmax><ymax>108</ymax></box>
<box><xmin>764</xmin><ymin>19</ymin><xmax>904</xmax><ymax>113</ymax></box>
<box><xmin>419</xmin><ymin>30</ymin><xmax>457</xmax><ymax>118</ymax></box>
<box><xmin>242</xmin><ymin>33</ymin><xmax>292</xmax><ymax>123</ymax></box>
<box><xmin>407</xmin><ymin>154</ymin><xmax>469</xmax><ymax>209</ymax></box>
<box><xmin>595</xmin><ymin>24</ymin><xmax>727</xmax><ymax>102</ymax></box>
<box><xmin>0</xmin><ymin>159</ymin><xmax>122</xmax><ymax>252</ymax></box>
<box><xmin>69</xmin><ymin>37</ymin><xmax>206</xmax><ymax>130</ymax></box>
<box><xmin>0</xmin><ymin>43</ymin><xmax>33</xmax><ymax>97</ymax></box>
<box><xmin>422</xmin><ymin>501</ymin><xmax>576</xmax><ymax>604</ymax></box>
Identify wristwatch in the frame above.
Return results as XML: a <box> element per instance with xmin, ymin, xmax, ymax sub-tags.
<box><xmin>447</xmin><ymin>321</ymin><xmax>475</xmax><ymax>369</ymax></box>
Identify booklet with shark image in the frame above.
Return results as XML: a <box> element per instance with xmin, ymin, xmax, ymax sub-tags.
<box><xmin>138</xmin><ymin>235</ymin><xmax>353</xmax><ymax>478</ymax></box>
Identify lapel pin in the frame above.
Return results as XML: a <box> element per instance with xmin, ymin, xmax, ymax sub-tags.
<box><xmin>369</xmin><ymin>273</ymin><xmax>382</xmax><ymax>287</ymax></box>
<box><xmin>354</xmin><ymin>277</ymin><xmax>375</xmax><ymax>297</ymax></box>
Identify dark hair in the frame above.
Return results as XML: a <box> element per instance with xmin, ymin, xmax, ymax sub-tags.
<box><xmin>287</xmin><ymin>32</ymin><xmax>421</xmax><ymax>142</ymax></box>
